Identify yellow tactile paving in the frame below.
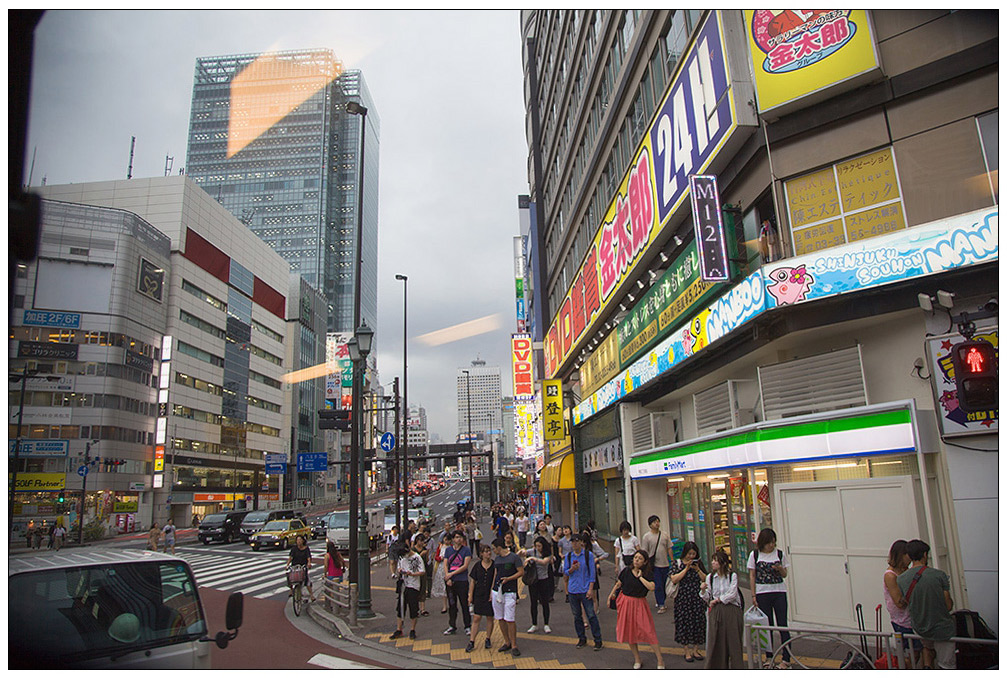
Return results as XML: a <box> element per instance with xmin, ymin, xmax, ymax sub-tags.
<box><xmin>364</xmin><ymin>630</ymin><xmax>586</xmax><ymax>669</ymax></box>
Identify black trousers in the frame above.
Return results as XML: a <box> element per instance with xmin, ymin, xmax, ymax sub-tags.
<box><xmin>448</xmin><ymin>579</ymin><xmax>472</xmax><ymax>630</ymax></box>
<box><xmin>529</xmin><ymin>577</ymin><xmax>553</xmax><ymax>626</ymax></box>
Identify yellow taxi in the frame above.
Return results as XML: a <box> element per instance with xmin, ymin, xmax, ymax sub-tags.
<box><xmin>248</xmin><ymin>518</ymin><xmax>310</xmax><ymax>551</ymax></box>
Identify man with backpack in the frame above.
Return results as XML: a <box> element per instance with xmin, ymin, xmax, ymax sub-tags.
<box><xmin>897</xmin><ymin>539</ymin><xmax>955</xmax><ymax>669</ymax></box>
<box><xmin>442</xmin><ymin>530</ymin><xmax>473</xmax><ymax>636</ymax></box>
<box><xmin>564</xmin><ymin>534</ymin><xmax>603</xmax><ymax>650</ymax></box>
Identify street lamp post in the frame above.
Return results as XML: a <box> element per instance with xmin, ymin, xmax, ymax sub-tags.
<box><xmin>462</xmin><ymin>370</ymin><xmax>474</xmax><ymax>506</ymax></box>
<box><xmin>347</xmin><ymin>323</ymin><xmax>374</xmax><ymax>619</ymax></box>
<box><xmin>78</xmin><ymin>439</ymin><xmax>100</xmax><ymax>544</ymax></box>
<box><xmin>395</xmin><ymin>273</ymin><xmax>408</xmax><ymax>532</ymax></box>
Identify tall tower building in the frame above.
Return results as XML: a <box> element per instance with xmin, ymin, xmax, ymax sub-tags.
<box><xmin>456</xmin><ymin>359</ymin><xmax>502</xmax><ymax>442</ymax></box>
<box><xmin>184</xmin><ymin>49</ymin><xmax>380</xmax><ymax>333</ymax></box>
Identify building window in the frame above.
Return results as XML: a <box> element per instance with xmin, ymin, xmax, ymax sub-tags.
<box><xmin>976</xmin><ymin>110</ymin><xmax>998</xmax><ymax>203</ymax></box>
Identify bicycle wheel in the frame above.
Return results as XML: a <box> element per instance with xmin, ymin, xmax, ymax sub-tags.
<box><xmin>292</xmin><ymin>583</ymin><xmax>302</xmax><ymax>616</ymax></box>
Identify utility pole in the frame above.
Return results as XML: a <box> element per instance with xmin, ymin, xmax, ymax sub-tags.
<box><xmin>393</xmin><ymin>377</ymin><xmax>402</xmax><ymax>530</ymax></box>
<box><xmin>78</xmin><ymin>440</ymin><xmax>99</xmax><ymax>544</ymax></box>
<box><xmin>463</xmin><ymin>370</ymin><xmax>474</xmax><ymax>505</ymax></box>
<box><xmin>9</xmin><ymin>364</ymin><xmax>29</xmax><ymax>534</ymax></box>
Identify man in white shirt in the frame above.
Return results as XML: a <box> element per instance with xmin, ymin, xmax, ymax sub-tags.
<box><xmin>390</xmin><ymin>536</ymin><xmax>427</xmax><ymax>640</ymax></box>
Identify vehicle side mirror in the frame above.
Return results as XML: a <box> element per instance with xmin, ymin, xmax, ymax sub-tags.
<box><xmin>226</xmin><ymin>591</ymin><xmax>243</xmax><ymax>631</ymax></box>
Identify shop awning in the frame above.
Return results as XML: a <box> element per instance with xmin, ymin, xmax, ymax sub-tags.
<box><xmin>539</xmin><ymin>454</ymin><xmax>575</xmax><ymax>491</ymax></box>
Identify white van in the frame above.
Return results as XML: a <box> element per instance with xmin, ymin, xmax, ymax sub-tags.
<box><xmin>9</xmin><ymin>549</ymin><xmax>242</xmax><ymax>668</ymax></box>
<box><xmin>325</xmin><ymin>507</ymin><xmax>383</xmax><ymax>551</ymax></box>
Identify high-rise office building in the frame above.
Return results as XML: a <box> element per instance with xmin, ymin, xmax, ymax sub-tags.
<box><xmin>184</xmin><ymin>49</ymin><xmax>380</xmax><ymax>334</ymax></box>
<box><xmin>456</xmin><ymin>360</ymin><xmax>502</xmax><ymax>442</ymax></box>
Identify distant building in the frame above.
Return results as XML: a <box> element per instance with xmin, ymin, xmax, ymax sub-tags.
<box><xmin>184</xmin><ymin>49</ymin><xmax>380</xmax><ymax>335</ymax></box>
<box><xmin>456</xmin><ymin>359</ymin><xmax>502</xmax><ymax>441</ymax></box>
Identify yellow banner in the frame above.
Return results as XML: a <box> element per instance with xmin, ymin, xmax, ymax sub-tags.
<box><xmin>835</xmin><ymin>147</ymin><xmax>901</xmax><ymax>212</ymax></box>
<box><xmin>580</xmin><ymin>332</ymin><xmax>620</xmax><ymax>398</ymax></box>
<box><xmin>541</xmin><ymin>380</ymin><xmax>565</xmax><ymax>441</ymax></box>
<box><xmin>114</xmin><ymin>501</ymin><xmax>139</xmax><ymax>513</ymax></box>
<box><xmin>744</xmin><ymin>10</ymin><xmax>880</xmax><ymax>114</ymax></box>
<box><xmin>13</xmin><ymin>473</ymin><xmax>66</xmax><ymax>492</ymax></box>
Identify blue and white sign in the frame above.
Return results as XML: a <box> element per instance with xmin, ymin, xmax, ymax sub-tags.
<box><xmin>380</xmin><ymin>432</ymin><xmax>397</xmax><ymax>452</ymax></box>
<box><xmin>9</xmin><ymin>439</ymin><xmax>69</xmax><ymax>457</ymax></box>
<box><xmin>265</xmin><ymin>453</ymin><xmax>287</xmax><ymax>475</ymax></box>
<box><xmin>297</xmin><ymin>452</ymin><xmax>328</xmax><ymax>473</ymax></box>
<box><xmin>77</xmin><ymin>465</ymin><xmax>89</xmax><ymax>477</ymax></box>
<box><xmin>23</xmin><ymin>310</ymin><xmax>82</xmax><ymax>328</ymax></box>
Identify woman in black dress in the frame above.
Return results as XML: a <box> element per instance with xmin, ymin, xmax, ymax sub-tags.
<box><xmin>466</xmin><ymin>544</ymin><xmax>496</xmax><ymax>652</ymax></box>
<box><xmin>669</xmin><ymin>541</ymin><xmax>707</xmax><ymax>662</ymax></box>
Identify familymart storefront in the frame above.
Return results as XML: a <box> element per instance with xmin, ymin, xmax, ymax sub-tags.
<box><xmin>629</xmin><ymin>400</ymin><xmax>948</xmax><ymax>630</ymax></box>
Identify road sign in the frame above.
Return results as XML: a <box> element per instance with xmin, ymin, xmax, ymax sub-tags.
<box><xmin>297</xmin><ymin>452</ymin><xmax>328</xmax><ymax>473</ymax></box>
<box><xmin>380</xmin><ymin>432</ymin><xmax>397</xmax><ymax>452</ymax></box>
<box><xmin>77</xmin><ymin>465</ymin><xmax>89</xmax><ymax>477</ymax></box>
<box><xmin>265</xmin><ymin>453</ymin><xmax>287</xmax><ymax>475</ymax></box>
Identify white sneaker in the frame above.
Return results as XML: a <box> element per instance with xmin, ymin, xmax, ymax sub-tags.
<box><xmin>526</xmin><ymin>625</ymin><xmax>537</xmax><ymax>633</ymax></box>
<box><xmin>543</xmin><ymin>625</ymin><xmax>552</xmax><ymax>634</ymax></box>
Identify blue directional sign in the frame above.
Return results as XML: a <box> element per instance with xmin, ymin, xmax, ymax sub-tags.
<box><xmin>265</xmin><ymin>453</ymin><xmax>287</xmax><ymax>475</ymax></box>
<box><xmin>77</xmin><ymin>465</ymin><xmax>89</xmax><ymax>477</ymax></box>
<box><xmin>380</xmin><ymin>432</ymin><xmax>397</xmax><ymax>452</ymax></box>
<box><xmin>297</xmin><ymin>452</ymin><xmax>328</xmax><ymax>473</ymax></box>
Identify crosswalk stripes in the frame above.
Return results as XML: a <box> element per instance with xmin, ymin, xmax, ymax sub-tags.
<box><xmin>176</xmin><ymin>549</ymin><xmax>298</xmax><ymax>600</ymax></box>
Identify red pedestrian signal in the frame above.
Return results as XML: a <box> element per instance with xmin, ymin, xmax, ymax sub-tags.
<box><xmin>951</xmin><ymin>340</ymin><xmax>998</xmax><ymax>413</ymax></box>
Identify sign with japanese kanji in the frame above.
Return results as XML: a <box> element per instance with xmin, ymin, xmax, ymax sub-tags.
<box><xmin>512</xmin><ymin>334</ymin><xmax>535</xmax><ymax>401</ymax></box>
<box><xmin>744</xmin><ymin>10</ymin><xmax>881</xmax><ymax>115</ymax></box>
<box><xmin>541</xmin><ymin>379</ymin><xmax>565</xmax><ymax>441</ymax></box>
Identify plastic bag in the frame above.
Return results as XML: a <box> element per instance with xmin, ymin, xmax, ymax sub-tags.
<box><xmin>744</xmin><ymin>605</ymin><xmax>773</xmax><ymax>656</ymax></box>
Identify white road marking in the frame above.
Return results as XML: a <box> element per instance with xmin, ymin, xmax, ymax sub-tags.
<box><xmin>307</xmin><ymin>653</ymin><xmax>381</xmax><ymax>669</ymax></box>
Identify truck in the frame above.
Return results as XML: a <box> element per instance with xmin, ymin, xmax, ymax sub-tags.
<box><xmin>325</xmin><ymin>507</ymin><xmax>384</xmax><ymax>551</ymax></box>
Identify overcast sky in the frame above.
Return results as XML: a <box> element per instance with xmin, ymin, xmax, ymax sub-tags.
<box><xmin>24</xmin><ymin>10</ymin><xmax>528</xmax><ymax>442</ymax></box>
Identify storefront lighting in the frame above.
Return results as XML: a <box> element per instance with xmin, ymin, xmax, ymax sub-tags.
<box><xmin>793</xmin><ymin>462</ymin><xmax>860</xmax><ymax>472</ymax></box>
<box><xmin>706</xmin><ymin>473</ymin><xmax>729</xmax><ymax>479</ymax></box>
<box><xmin>710</xmin><ymin>482</ymin><xmax>726</xmax><ymax>489</ymax></box>
<box><xmin>872</xmin><ymin>460</ymin><xmax>904</xmax><ymax>466</ymax></box>
<box><xmin>666</xmin><ymin>477</ymin><xmax>685</xmax><ymax>483</ymax></box>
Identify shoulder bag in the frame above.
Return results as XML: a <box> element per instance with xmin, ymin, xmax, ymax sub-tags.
<box><xmin>666</xmin><ymin>559</ymin><xmax>680</xmax><ymax>600</ymax></box>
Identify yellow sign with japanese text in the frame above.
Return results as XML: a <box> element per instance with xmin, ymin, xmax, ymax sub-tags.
<box><xmin>13</xmin><ymin>473</ymin><xmax>65</xmax><ymax>492</ymax></box>
<box><xmin>541</xmin><ymin>380</ymin><xmax>566</xmax><ymax>441</ymax></box>
<box><xmin>744</xmin><ymin>11</ymin><xmax>881</xmax><ymax>114</ymax></box>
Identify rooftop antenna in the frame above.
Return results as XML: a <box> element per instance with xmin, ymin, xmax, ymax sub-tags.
<box><xmin>164</xmin><ymin>154</ymin><xmax>173</xmax><ymax>177</ymax></box>
<box><xmin>127</xmin><ymin>136</ymin><xmax>136</xmax><ymax>180</ymax></box>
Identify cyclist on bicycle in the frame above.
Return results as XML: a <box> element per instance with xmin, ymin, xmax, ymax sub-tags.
<box><xmin>287</xmin><ymin>534</ymin><xmax>315</xmax><ymax>602</ymax></box>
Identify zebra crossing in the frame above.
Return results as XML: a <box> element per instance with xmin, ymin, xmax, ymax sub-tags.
<box><xmin>176</xmin><ymin>547</ymin><xmax>304</xmax><ymax>600</ymax></box>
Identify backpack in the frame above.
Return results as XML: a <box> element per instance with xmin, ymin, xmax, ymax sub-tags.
<box><xmin>953</xmin><ymin>609</ymin><xmax>998</xmax><ymax>669</ymax></box>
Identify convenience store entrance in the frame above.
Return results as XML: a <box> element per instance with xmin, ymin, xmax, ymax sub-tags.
<box><xmin>666</xmin><ymin>472</ymin><xmax>755</xmax><ymax>573</ymax></box>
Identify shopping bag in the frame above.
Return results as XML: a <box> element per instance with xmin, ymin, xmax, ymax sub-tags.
<box><xmin>744</xmin><ymin>605</ymin><xmax>772</xmax><ymax>655</ymax></box>
<box><xmin>665</xmin><ymin>574</ymin><xmax>678</xmax><ymax>600</ymax></box>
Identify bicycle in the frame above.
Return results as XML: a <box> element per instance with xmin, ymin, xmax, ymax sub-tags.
<box><xmin>287</xmin><ymin>564</ymin><xmax>309</xmax><ymax>616</ymax></box>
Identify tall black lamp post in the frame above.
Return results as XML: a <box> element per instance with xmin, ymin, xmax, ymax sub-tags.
<box><xmin>462</xmin><ymin>370</ymin><xmax>474</xmax><ymax>506</ymax></box>
<box><xmin>394</xmin><ymin>273</ymin><xmax>408</xmax><ymax>531</ymax></box>
<box><xmin>347</xmin><ymin>322</ymin><xmax>375</xmax><ymax>619</ymax></box>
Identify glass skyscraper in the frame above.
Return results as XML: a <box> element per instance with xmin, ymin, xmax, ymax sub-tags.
<box><xmin>184</xmin><ymin>49</ymin><xmax>380</xmax><ymax>333</ymax></box>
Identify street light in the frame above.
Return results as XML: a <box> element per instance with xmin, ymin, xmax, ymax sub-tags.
<box><xmin>462</xmin><ymin>369</ymin><xmax>474</xmax><ymax>507</ymax></box>
<box><xmin>394</xmin><ymin>273</ymin><xmax>408</xmax><ymax>531</ymax></box>
<box><xmin>347</xmin><ymin>321</ymin><xmax>374</xmax><ymax>619</ymax></box>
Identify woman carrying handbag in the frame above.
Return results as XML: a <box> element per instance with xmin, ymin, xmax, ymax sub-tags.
<box><xmin>701</xmin><ymin>549</ymin><xmax>745</xmax><ymax>669</ymax></box>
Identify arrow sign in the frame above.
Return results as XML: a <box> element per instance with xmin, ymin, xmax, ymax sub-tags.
<box><xmin>77</xmin><ymin>465</ymin><xmax>89</xmax><ymax>477</ymax></box>
<box><xmin>380</xmin><ymin>432</ymin><xmax>396</xmax><ymax>452</ymax></box>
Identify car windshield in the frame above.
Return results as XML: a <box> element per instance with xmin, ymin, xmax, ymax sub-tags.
<box><xmin>326</xmin><ymin>513</ymin><xmax>351</xmax><ymax>529</ymax></box>
<box><xmin>263</xmin><ymin>521</ymin><xmax>289</xmax><ymax>531</ymax></box>
<box><xmin>243</xmin><ymin>512</ymin><xmax>270</xmax><ymax>523</ymax></box>
<box><xmin>200</xmin><ymin>515</ymin><xmax>225</xmax><ymax>526</ymax></box>
<box><xmin>9</xmin><ymin>561</ymin><xmax>207</xmax><ymax>667</ymax></box>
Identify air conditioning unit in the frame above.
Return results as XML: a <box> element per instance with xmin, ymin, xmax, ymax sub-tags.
<box><xmin>630</xmin><ymin>411</ymin><xmax>679</xmax><ymax>453</ymax></box>
<box><xmin>694</xmin><ymin>380</ymin><xmax>755</xmax><ymax>437</ymax></box>
<box><xmin>758</xmin><ymin>345</ymin><xmax>867</xmax><ymax>420</ymax></box>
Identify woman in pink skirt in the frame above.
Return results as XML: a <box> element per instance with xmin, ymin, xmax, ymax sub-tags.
<box><xmin>607</xmin><ymin>549</ymin><xmax>665</xmax><ymax>670</ymax></box>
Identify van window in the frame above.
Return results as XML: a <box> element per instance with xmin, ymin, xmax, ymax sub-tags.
<box><xmin>243</xmin><ymin>511</ymin><xmax>270</xmax><ymax>523</ymax></box>
<box><xmin>327</xmin><ymin>513</ymin><xmax>351</xmax><ymax>529</ymax></box>
<box><xmin>10</xmin><ymin>561</ymin><xmax>207</xmax><ymax>666</ymax></box>
<box><xmin>201</xmin><ymin>514</ymin><xmax>225</xmax><ymax>525</ymax></box>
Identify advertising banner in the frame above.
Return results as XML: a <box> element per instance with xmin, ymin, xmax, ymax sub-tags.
<box><xmin>580</xmin><ymin>331</ymin><xmax>620</xmax><ymax>397</ymax></box>
<box><xmin>13</xmin><ymin>473</ymin><xmax>65</xmax><ymax>492</ymax></box>
<box><xmin>114</xmin><ymin>500</ymin><xmax>139</xmax><ymax>513</ymax></box>
<box><xmin>18</xmin><ymin>341</ymin><xmax>79</xmax><ymax>360</ymax></box>
<box><xmin>926</xmin><ymin>328</ymin><xmax>998</xmax><ymax>437</ymax></box>
<box><xmin>9</xmin><ymin>440</ymin><xmax>69</xmax><ymax>457</ymax></box>
<box><xmin>22</xmin><ymin>310</ymin><xmax>81</xmax><ymax>328</ymax></box>
<box><xmin>744</xmin><ymin>10</ymin><xmax>882</xmax><ymax>115</ymax></box>
<box><xmin>574</xmin><ymin>207</ymin><xmax>997</xmax><ymax>426</ymax></box>
<box><xmin>511</xmin><ymin>334</ymin><xmax>535</xmax><ymax>401</ymax></box>
<box><xmin>616</xmin><ymin>241</ymin><xmax>723</xmax><ymax>368</ymax></box>
<box><xmin>541</xmin><ymin>380</ymin><xmax>565</xmax><ymax>441</ymax></box>
<box><xmin>544</xmin><ymin>11</ymin><xmax>753</xmax><ymax>378</ymax></box>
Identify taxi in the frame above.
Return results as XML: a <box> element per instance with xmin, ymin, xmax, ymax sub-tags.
<box><xmin>248</xmin><ymin>518</ymin><xmax>310</xmax><ymax>551</ymax></box>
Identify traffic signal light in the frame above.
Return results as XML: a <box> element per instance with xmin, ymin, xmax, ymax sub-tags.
<box><xmin>951</xmin><ymin>339</ymin><xmax>998</xmax><ymax>413</ymax></box>
<box><xmin>318</xmin><ymin>408</ymin><xmax>352</xmax><ymax>431</ymax></box>
<box><xmin>57</xmin><ymin>491</ymin><xmax>65</xmax><ymax>504</ymax></box>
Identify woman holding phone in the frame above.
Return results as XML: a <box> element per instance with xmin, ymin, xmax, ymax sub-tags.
<box><xmin>669</xmin><ymin>541</ymin><xmax>707</xmax><ymax>662</ymax></box>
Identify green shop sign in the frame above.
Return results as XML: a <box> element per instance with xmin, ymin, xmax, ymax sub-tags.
<box><xmin>616</xmin><ymin>242</ymin><xmax>724</xmax><ymax>367</ymax></box>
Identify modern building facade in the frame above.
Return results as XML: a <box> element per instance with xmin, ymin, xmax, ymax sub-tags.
<box><xmin>184</xmin><ymin>50</ymin><xmax>381</xmax><ymax>334</ymax></box>
<box><xmin>37</xmin><ymin>177</ymin><xmax>297</xmax><ymax>526</ymax></box>
<box><xmin>10</xmin><ymin>200</ymin><xmax>171</xmax><ymax>540</ymax></box>
<box><xmin>522</xmin><ymin>9</ymin><xmax>998</xmax><ymax>631</ymax></box>
<box><xmin>456</xmin><ymin>359</ymin><xmax>503</xmax><ymax>442</ymax></box>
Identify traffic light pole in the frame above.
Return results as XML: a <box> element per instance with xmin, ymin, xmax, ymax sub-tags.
<box><xmin>77</xmin><ymin>440</ymin><xmax>98</xmax><ymax>545</ymax></box>
<box><xmin>9</xmin><ymin>364</ymin><xmax>29</xmax><ymax>534</ymax></box>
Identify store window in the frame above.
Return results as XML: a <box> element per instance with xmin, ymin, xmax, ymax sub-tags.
<box><xmin>784</xmin><ymin>147</ymin><xmax>907</xmax><ymax>255</ymax></box>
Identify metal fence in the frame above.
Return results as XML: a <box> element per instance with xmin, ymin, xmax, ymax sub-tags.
<box><xmin>321</xmin><ymin>576</ymin><xmax>357</xmax><ymax>626</ymax></box>
<box><xmin>745</xmin><ymin>622</ymin><xmax>998</xmax><ymax>669</ymax></box>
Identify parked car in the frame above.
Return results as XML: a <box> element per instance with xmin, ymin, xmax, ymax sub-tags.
<box><xmin>239</xmin><ymin>509</ymin><xmax>295</xmax><ymax>542</ymax></box>
<box><xmin>9</xmin><ymin>549</ymin><xmax>242</xmax><ymax>668</ymax></box>
<box><xmin>248</xmin><ymin>518</ymin><xmax>310</xmax><ymax>551</ymax></box>
<box><xmin>198</xmin><ymin>510</ymin><xmax>249</xmax><ymax>545</ymax></box>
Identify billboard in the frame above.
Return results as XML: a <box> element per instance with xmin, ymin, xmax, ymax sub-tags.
<box><xmin>511</xmin><ymin>334</ymin><xmax>535</xmax><ymax>401</ymax></box>
<box><xmin>744</xmin><ymin>10</ymin><xmax>882</xmax><ymax>115</ymax></box>
<box><xmin>544</xmin><ymin>11</ymin><xmax>754</xmax><ymax>378</ymax></box>
<box><xmin>541</xmin><ymin>380</ymin><xmax>565</xmax><ymax>441</ymax></box>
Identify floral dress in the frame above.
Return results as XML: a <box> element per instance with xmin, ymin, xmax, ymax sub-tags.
<box><xmin>671</xmin><ymin>559</ymin><xmax>707</xmax><ymax>646</ymax></box>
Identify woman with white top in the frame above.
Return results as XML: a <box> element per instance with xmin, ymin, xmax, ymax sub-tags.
<box><xmin>614</xmin><ymin>521</ymin><xmax>641</xmax><ymax>573</ymax></box>
<box><xmin>747</xmin><ymin>528</ymin><xmax>791</xmax><ymax>669</ymax></box>
<box><xmin>701</xmin><ymin>549</ymin><xmax>744</xmax><ymax>669</ymax></box>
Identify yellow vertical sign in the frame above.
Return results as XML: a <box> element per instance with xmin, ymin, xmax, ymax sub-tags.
<box><xmin>541</xmin><ymin>380</ymin><xmax>565</xmax><ymax>441</ymax></box>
